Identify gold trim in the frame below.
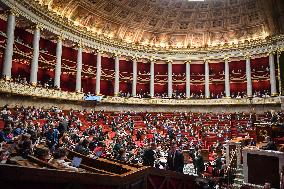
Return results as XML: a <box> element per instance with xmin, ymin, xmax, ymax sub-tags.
<box><xmin>277</xmin><ymin>50</ymin><xmax>282</xmax><ymax>95</ymax></box>
<box><xmin>30</xmin><ymin>82</ymin><xmax>37</xmax><ymax>86</ymax></box>
<box><xmin>271</xmin><ymin>93</ymin><xmax>279</xmax><ymax>97</ymax></box>
<box><xmin>2</xmin><ymin>75</ymin><xmax>11</xmax><ymax>81</ymax></box>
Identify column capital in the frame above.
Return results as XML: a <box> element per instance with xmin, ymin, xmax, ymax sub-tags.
<box><xmin>276</xmin><ymin>48</ymin><xmax>283</xmax><ymax>55</ymax></box>
<box><xmin>203</xmin><ymin>58</ymin><xmax>209</xmax><ymax>63</ymax></box>
<box><xmin>5</xmin><ymin>9</ymin><xmax>19</xmax><ymax>17</ymax></box>
<box><xmin>33</xmin><ymin>23</ymin><xmax>44</xmax><ymax>31</ymax></box>
<box><xmin>223</xmin><ymin>56</ymin><xmax>230</xmax><ymax>61</ymax></box>
<box><xmin>184</xmin><ymin>60</ymin><xmax>191</xmax><ymax>64</ymax></box>
<box><xmin>149</xmin><ymin>57</ymin><xmax>157</xmax><ymax>63</ymax></box>
<box><xmin>114</xmin><ymin>52</ymin><xmax>121</xmax><ymax>57</ymax></box>
<box><xmin>244</xmin><ymin>54</ymin><xmax>251</xmax><ymax>60</ymax></box>
<box><xmin>130</xmin><ymin>56</ymin><xmax>139</xmax><ymax>61</ymax></box>
<box><xmin>166</xmin><ymin>60</ymin><xmax>173</xmax><ymax>64</ymax></box>
<box><xmin>76</xmin><ymin>41</ymin><xmax>83</xmax><ymax>49</ymax></box>
<box><xmin>268</xmin><ymin>51</ymin><xmax>276</xmax><ymax>55</ymax></box>
<box><xmin>56</xmin><ymin>33</ymin><xmax>64</xmax><ymax>41</ymax></box>
<box><xmin>96</xmin><ymin>49</ymin><xmax>104</xmax><ymax>55</ymax></box>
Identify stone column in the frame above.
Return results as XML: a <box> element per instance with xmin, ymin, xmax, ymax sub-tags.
<box><xmin>2</xmin><ymin>11</ymin><xmax>16</xmax><ymax>79</ymax></box>
<box><xmin>75</xmin><ymin>44</ymin><xmax>83</xmax><ymax>92</ymax></box>
<box><xmin>54</xmin><ymin>36</ymin><xmax>62</xmax><ymax>88</ymax></box>
<box><xmin>132</xmin><ymin>58</ymin><xmax>137</xmax><ymax>97</ymax></box>
<box><xmin>150</xmin><ymin>60</ymin><xmax>155</xmax><ymax>98</ymax></box>
<box><xmin>30</xmin><ymin>25</ymin><xmax>41</xmax><ymax>85</ymax></box>
<box><xmin>114</xmin><ymin>55</ymin><xmax>120</xmax><ymax>96</ymax></box>
<box><xmin>277</xmin><ymin>50</ymin><xmax>282</xmax><ymax>95</ymax></box>
<box><xmin>185</xmin><ymin>60</ymin><xmax>191</xmax><ymax>98</ymax></box>
<box><xmin>205</xmin><ymin>60</ymin><xmax>210</xmax><ymax>98</ymax></box>
<box><xmin>95</xmin><ymin>51</ymin><xmax>102</xmax><ymax>95</ymax></box>
<box><xmin>245</xmin><ymin>55</ymin><xmax>253</xmax><ymax>97</ymax></box>
<box><xmin>224</xmin><ymin>57</ymin><xmax>231</xmax><ymax>97</ymax></box>
<box><xmin>269</xmin><ymin>52</ymin><xmax>277</xmax><ymax>96</ymax></box>
<box><xmin>167</xmin><ymin>60</ymin><xmax>173</xmax><ymax>98</ymax></box>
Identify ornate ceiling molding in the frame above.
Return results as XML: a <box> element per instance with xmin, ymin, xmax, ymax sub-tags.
<box><xmin>1</xmin><ymin>0</ymin><xmax>284</xmax><ymax>61</ymax></box>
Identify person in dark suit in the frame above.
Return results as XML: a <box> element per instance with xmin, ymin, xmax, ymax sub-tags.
<box><xmin>261</xmin><ymin>136</ymin><xmax>277</xmax><ymax>151</ymax></box>
<box><xmin>167</xmin><ymin>143</ymin><xmax>184</xmax><ymax>173</ymax></box>
<box><xmin>142</xmin><ymin>143</ymin><xmax>156</xmax><ymax>166</ymax></box>
<box><xmin>57</xmin><ymin>117</ymin><xmax>68</xmax><ymax>138</ymax></box>
<box><xmin>195</xmin><ymin>150</ymin><xmax>205</xmax><ymax>176</ymax></box>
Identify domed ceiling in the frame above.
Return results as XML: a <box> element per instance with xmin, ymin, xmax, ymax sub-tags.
<box><xmin>37</xmin><ymin>0</ymin><xmax>284</xmax><ymax>49</ymax></box>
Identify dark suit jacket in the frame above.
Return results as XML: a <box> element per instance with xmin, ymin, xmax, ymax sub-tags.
<box><xmin>167</xmin><ymin>150</ymin><xmax>184</xmax><ymax>173</ymax></box>
<box><xmin>195</xmin><ymin>155</ymin><xmax>205</xmax><ymax>173</ymax></box>
<box><xmin>142</xmin><ymin>149</ymin><xmax>155</xmax><ymax>166</ymax></box>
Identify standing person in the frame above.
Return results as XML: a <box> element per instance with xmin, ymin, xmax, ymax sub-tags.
<box><xmin>142</xmin><ymin>143</ymin><xmax>156</xmax><ymax>166</ymax></box>
<box><xmin>167</xmin><ymin>143</ymin><xmax>184</xmax><ymax>173</ymax></box>
<box><xmin>195</xmin><ymin>150</ymin><xmax>205</xmax><ymax>176</ymax></box>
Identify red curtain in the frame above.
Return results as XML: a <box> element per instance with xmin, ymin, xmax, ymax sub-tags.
<box><xmin>15</xmin><ymin>28</ymin><xmax>33</xmax><ymax>46</ymax></box>
<box><xmin>119</xmin><ymin>60</ymin><xmax>132</xmax><ymax>94</ymax></box>
<box><xmin>61</xmin><ymin>72</ymin><xmax>75</xmax><ymax>92</ymax></box>
<box><xmin>230</xmin><ymin>82</ymin><xmax>247</xmax><ymax>93</ymax></box>
<box><xmin>100</xmin><ymin>57</ymin><xmax>115</xmax><ymax>96</ymax></box>
<box><xmin>82</xmin><ymin>77</ymin><xmax>96</xmax><ymax>94</ymax></box>
<box><xmin>137</xmin><ymin>62</ymin><xmax>150</xmax><ymax>94</ymax></box>
<box><xmin>229</xmin><ymin>60</ymin><xmax>245</xmax><ymax>74</ymax></box>
<box><xmin>250</xmin><ymin>56</ymin><xmax>270</xmax><ymax>93</ymax></box>
<box><xmin>39</xmin><ymin>38</ymin><xmax>56</xmax><ymax>56</ymax></box>
<box><xmin>229</xmin><ymin>60</ymin><xmax>246</xmax><ymax>94</ymax></box>
<box><xmin>173</xmin><ymin>83</ymin><xmax>186</xmax><ymax>93</ymax></box>
<box><xmin>210</xmin><ymin>62</ymin><xmax>224</xmax><ymax>78</ymax></box>
<box><xmin>190</xmin><ymin>84</ymin><xmax>205</xmax><ymax>94</ymax></box>
<box><xmin>173</xmin><ymin>64</ymin><xmax>185</xmax><ymax>74</ymax></box>
<box><xmin>37</xmin><ymin>67</ymin><xmax>55</xmax><ymax>84</ymax></box>
<box><xmin>138</xmin><ymin>62</ymin><xmax>150</xmax><ymax>72</ymax></box>
<box><xmin>120</xmin><ymin>60</ymin><xmax>132</xmax><ymax>72</ymax></box>
<box><xmin>191</xmin><ymin>63</ymin><xmax>204</xmax><ymax>74</ymax></box>
<box><xmin>0</xmin><ymin>18</ymin><xmax>7</xmax><ymax>32</ymax></box>
<box><xmin>119</xmin><ymin>81</ymin><xmax>132</xmax><ymax>94</ymax></box>
<box><xmin>209</xmin><ymin>83</ymin><xmax>225</xmax><ymax>96</ymax></box>
<box><xmin>100</xmin><ymin>80</ymin><xmax>114</xmax><ymax>96</ymax></box>
<box><xmin>252</xmin><ymin>80</ymin><xmax>270</xmax><ymax>92</ymax></box>
<box><xmin>154</xmin><ymin>63</ymin><xmax>167</xmax><ymax>74</ymax></box>
<box><xmin>154</xmin><ymin>83</ymin><xmax>167</xmax><ymax>95</ymax></box>
<box><xmin>62</xmin><ymin>46</ymin><xmax>77</xmax><ymax>64</ymax></box>
<box><xmin>251</xmin><ymin>56</ymin><xmax>269</xmax><ymax>70</ymax></box>
<box><xmin>137</xmin><ymin>83</ymin><xmax>150</xmax><ymax>95</ymax></box>
<box><xmin>82</xmin><ymin>52</ymin><xmax>97</xmax><ymax>67</ymax></box>
<box><xmin>11</xmin><ymin>59</ymin><xmax>30</xmax><ymax>80</ymax></box>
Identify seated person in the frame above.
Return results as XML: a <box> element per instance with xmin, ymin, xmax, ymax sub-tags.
<box><xmin>74</xmin><ymin>138</ymin><xmax>90</xmax><ymax>156</ymax></box>
<box><xmin>261</xmin><ymin>136</ymin><xmax>277</xmax><ymax>151</ymax></box>
<box><xmin>48</xmin><ymin>147</ymin><xmax>78</xmax><ymax>172</ymax></box>
<box><xmin>34</xmin><ymin>145</ymin><xmax>50</xmax><ymax>162</ymax></box>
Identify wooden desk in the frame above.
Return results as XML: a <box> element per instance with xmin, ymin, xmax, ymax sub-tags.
<box><xmin>243</xmin><ymin>148</ymin><xmax>284</xmax><ymax>188</ymax></box>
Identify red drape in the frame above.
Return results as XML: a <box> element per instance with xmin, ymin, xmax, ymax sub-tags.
<box><xmin>11</xmin><ymin>59</ymin><xmax>30</xmax><ymax>80</ymax></box>
<box><xmin>173</xmin><ymin>64</ymin><xmax>185</xmax><ymax>74</ymax></box>
<box><xmin>61</xmin><ymin>72</ymin><xmax>75</xmax><ymax>92</ymax></box>
<box><xmin>100</xmin><ymin>57</ymin><xmax>115</xmax><ymax>96</ymax></box>
<box><xmin>62</xmin><ymin>46</ymin><xmax>77</xmax><ymax>64</ymax></box>
<box><xmin>154</xmin><ymin>83</ymin><xmax>167</xmax><ymax>94</ymax></box>
<box><xmin>0</xmin><ymin>18</ymin><xmax>7</xmax><ymax>32</ymax></box>
<box><xmin>137</xmin><ymin>62</ymin><xmax>150</xmax><ymax>94</ymax></box>
<box><xmin>119</xmin><ymin>60</ymin><xmax>132</xmax><ymax>94</ymax></box>
<box><xmin>37</xmin><ymin>67</ymin><xmax>55</xmax><ymax>84</ymax></box>
<box><xmin>15</xmin><ymin>28</ymin><xmax>33</xmax><ymax>46</ymax></box>
<box><xmin>190</xmin><ymin>84</ymin><xmax>205</xmax><ymax>94</ymax></box>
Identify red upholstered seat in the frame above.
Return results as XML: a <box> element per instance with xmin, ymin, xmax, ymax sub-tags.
<box><xmin>0</xmin><ymin>119</ymin><xmax>4</xmax><ymax>129</ymax></box>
